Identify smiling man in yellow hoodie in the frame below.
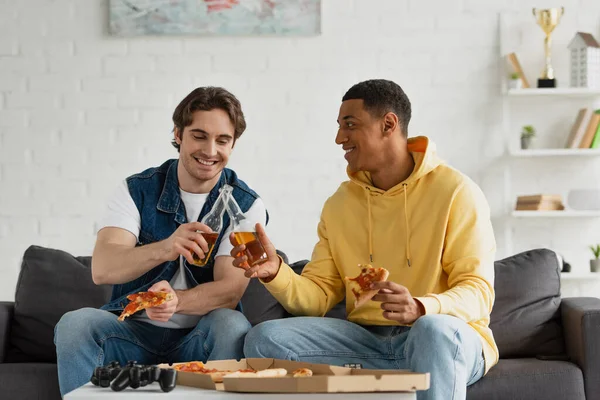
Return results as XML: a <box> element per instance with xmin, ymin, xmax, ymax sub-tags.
<box><xmin>231</xmin><ymin>79</ymin><xmax>498</xmax><ymax>400</ymax></box>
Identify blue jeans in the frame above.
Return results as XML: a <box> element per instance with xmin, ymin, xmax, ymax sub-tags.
<box><xmin>244</xmin><ymin>314</ymin><xmax>485</xmax><ymax>400</ymax></box>
<box><xmin>54</xmin><ymin>307</ymin><xmax>251</xmax><ymax>396</ymax></box>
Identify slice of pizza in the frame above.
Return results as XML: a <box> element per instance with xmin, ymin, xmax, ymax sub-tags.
<box><xmin>256</xmin><ymin>368</ymin><xmax>288</xmax><ymax>378</ymax></box>
<box><xmin>292</xmin><ymin>368</ymin><xmax>313</xmax><ymax>377</ymax></box>
<box><xmin>174</xmin><ymin>363</ymin><xmax>226</xmax><ymax>382</ymax></box>
<box><xmin>117</xmin><ymin>291</ymin><xmax>174</xmax><ymax>321</ymax></box>
<box><xmin>344</xmin><ymin>264</ymin><xmax>389</xmax><ymax>308</ymax></box>
<box><xmin>173</xmin><ymin>361</ymin><xmax>206</xmax><ymax>372</ymax></box>
<box><xmin>224</xmin><ymin>368</ymin><xmax>288</xmax><ymax>378</ymax></box>
<box><xmin>173</xmin><ymin>362</ymin><xmax>256</xmax><ymax>383</ymax></box>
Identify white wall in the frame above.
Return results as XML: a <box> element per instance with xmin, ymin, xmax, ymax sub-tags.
<box><xmin>1</xmin><ymin>0</ymin><xmax>600</xmax><ymax>300</ymax></box>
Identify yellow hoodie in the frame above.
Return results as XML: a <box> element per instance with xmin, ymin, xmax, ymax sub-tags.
<box><xmin>264</xmin><ymin>136</ymin><xmax>499</xmax><ymax>374</ymax></box>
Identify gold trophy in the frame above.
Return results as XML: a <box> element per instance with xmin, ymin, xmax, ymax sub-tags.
<box><xmin>532</xmin><ymin>7</ymin><xmax>564</xmax><ymax>88</ymax></box>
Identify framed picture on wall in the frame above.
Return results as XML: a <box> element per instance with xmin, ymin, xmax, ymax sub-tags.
<box><xmin>109</xmin><ymin>0</ymin><xmax>322</xmax><ymax>36</ymax></box>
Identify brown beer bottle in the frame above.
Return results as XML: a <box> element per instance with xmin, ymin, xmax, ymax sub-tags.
<box><xmin>225</xmin><ymin>191</ymin><xmax>268</xmax><ymax>267</ymax></box>
<box><xmin>191</xmin><ymin>185</ymin><xmax>230</xmax><ymax>267</ymax></box>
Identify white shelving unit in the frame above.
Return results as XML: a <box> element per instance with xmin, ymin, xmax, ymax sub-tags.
<box><xmin>502</xmin><ymin>92</ymin><xmax>600</xmax><ymax>263</ymax></box>
<box><xmin>507</xmin><ymin>88</ymin><xmax>600</xmax><ymax>97</ymax></box>
<box><xmin>502</xmin><ymin>93</ymin><xmax>600</xmax><ymax>278</ymax></box>
<box><xmin>499</xmin><ymin>12</ymin><xmax>600</xmax><ymax>281</ymax></box>
<box><xmin>510</xmin><ymin>148</ymin><xmax>600</xmax><ymax>157</ymax></box>
<box><xmin>512</xmin><ymin>210</ymin><xmax>600</xmax><ymax>218</ymax></box>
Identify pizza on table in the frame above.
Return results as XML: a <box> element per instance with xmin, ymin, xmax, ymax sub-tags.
<box><xmin>172</xmin><ymin>361</ymin><xmax>312</xmax><ymax>382</ymax></box>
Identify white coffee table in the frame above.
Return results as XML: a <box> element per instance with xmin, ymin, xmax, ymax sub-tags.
<box><xmin>66</xmin><ymin>383</ymin><xmax>416</xmax><ymax>399</ymax></box>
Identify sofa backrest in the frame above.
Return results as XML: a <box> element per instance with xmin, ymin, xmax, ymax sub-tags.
<box><xmin>6</xmin><ymin>246</ymin><xmax>112</xmax><ymax>363</ymax></box>
<box><xmin>490</xmin><ymin>248</ymin><xmax>565</xmax><ymax>358</ymax></box>
<box><xmin>6</xmin><ymin>246</ymin><xmax>343</xmax><ymax>363</ymax></box>
<box><xmin>7</xmin><ymin>245</ymin><xmax>565</xmax><ymax>362</ymax></box>
<box><xmin>241</xmin><ymin>259</ymin><xmax>346</xmax><ymax>325</ymax></box>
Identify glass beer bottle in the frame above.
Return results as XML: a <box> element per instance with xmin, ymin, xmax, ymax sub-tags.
<box><xmin>191</xmin><ymin>186</ymin><xmax>230</xmax><ymax>267</ymax></box>
<box><xmin>226</xmin><ymin>192</ymin><xmax>268</xmax><ymax>267</ymax></box>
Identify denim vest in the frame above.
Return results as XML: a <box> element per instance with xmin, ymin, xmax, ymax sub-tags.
<box><xmin>100</xmin><ymin>159</ymin><xmax>267</xmax><ymax>313</ymax></box>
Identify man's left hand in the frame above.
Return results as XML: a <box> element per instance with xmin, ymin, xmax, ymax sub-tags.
<box><xmin>371</xmin><ymin>281</ymin><xmax>425</xmax><ymax>324</ymax></box>
<box><xmin>146</xmin><ymin>280</ymin><xmax>179</xmax><ymax>322</ymax></box>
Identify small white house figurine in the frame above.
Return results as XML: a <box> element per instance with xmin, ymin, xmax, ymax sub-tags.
<box><xmin>568</xmin><ymin>32</ymin><xmax>600</xmax><ymax>89</ymax></box>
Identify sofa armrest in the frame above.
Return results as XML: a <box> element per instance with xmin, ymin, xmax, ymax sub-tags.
<box><xmin>562</xmin><ymin>297</ymin><xmax>600</xmax><ymax>400</ymax></box>
<box><xmin>0</xmin><ymin>301</ymin><xmax>14</xmax><ymax>363</ymax></box>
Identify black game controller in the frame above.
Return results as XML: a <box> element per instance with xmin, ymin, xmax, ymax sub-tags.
<box><xmin>91</xmin><ymin>361</ymin><xmax>177</xmax><ymax>392</ymax></box>
<box><xmin>90</xmin><ymin>361</ymin><xmax>122</xmax><ymax>388</ymax></box>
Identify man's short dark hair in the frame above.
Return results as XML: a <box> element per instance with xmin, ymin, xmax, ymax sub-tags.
<box><xmin>171</xmin><ymin>87</ymin><xmax>246</xmax><ymax>152</ymax></box>
<box><xmin>342</xmin><ymin>79</ymin><xmax>411</xmax><ymax>137</ymax></box>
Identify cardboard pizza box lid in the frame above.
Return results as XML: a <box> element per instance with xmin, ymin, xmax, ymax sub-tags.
<box><xmin>162</xmin><ymin>359</ymin><xmax>430</xmax><ymax>393</ymax></box>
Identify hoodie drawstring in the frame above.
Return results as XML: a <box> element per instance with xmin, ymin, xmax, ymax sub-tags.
<box><xmin>403</xmin><ymin>183</ymin><xmax>412</xmax><ymax>267</ymax></box>
<box><xmin>365</xmin><ymin>184</ymin><xmax>411</xmax><ymax>267</ymax></box>
<box><xmin>366</xmin><ymin>189</ymin><xmax>373</xmax><ymax>263</ymax></box>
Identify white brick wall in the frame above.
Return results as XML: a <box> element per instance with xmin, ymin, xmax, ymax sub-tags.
<box><xmin>1</xmin><ymin>0</ymin><xmax>600</xmax><ymax>301</ymax></box>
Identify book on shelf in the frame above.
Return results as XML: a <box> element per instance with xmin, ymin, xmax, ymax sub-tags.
<box><xmin>515</xmin><ymin>202</ymin><xmax>565</xmax><ymax>211</ymax></box>
<box><xmin>589</xmin><ymin>114</ymin><xmax>600</xmax><ymax>149</ymax></box>
<box><xmin>565</xmin><ymin>108</ymin><xmax>600</xmax><ymax>149</ymax></box>
<box><xmin>565</xmin><ymin>108</ymin><xmax>593</xmax><ymax>148</ymax></box>
<box><xmin>506</xmin><ymin>52</ymin><xmax>530</xmax><ymax>88</ymax></box>
<box><xmin>515</xmin><ymin>194</ymin><xmax>565</xmax><ymax>211</ymax></box>
<box><xmin>580</xmin><ymin>112</ymin><xmax>600</xmax><ymax>148</ymax></box>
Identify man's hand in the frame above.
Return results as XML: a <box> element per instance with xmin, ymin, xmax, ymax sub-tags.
<box><xmin>229</xmin><ymin>223</ymin><xmax>281</xmax><ymax>281</ymax></box>
<box><xmin>162</xmin><ymin>222</ymin><xmax>213</xmax><ymax>264</ymax></box>
<box><xmin>371</xmin><ymin>281</ymin><xmax>426</xmax><ymax>324</ymax></box>
<box><xmin>146</xmin><ymin>280</ymin><xmax>178</xmax><ymax>322</ymax></box>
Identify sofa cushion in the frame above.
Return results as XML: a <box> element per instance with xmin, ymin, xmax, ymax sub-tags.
<box><xmin>241</xmin><ymin>259</ymin><xmax>346</xmax><ymax>324</ymax></box>
<box><xmin>490</xmin><ymin>248</ymin><xmax>565</xmax><ymax>358</ymax></box>
<box><xmin>290</xmin><ymin>260</ymin><xmax>346</xmax><ymax>320</ymax></box>
<box><xmin>467</xmin><ymin>358</ymin><xmax>584</xmax><ymax>400</ymax></box>
<box><xmin>240</xmin><ymin>251</ymin><xmax>291</xmax><ymax>326</ymax></box>
<box><xmin>6</xmin><ymin>246</ymin><xmax>112</xmax><ymax>363</ymax></box>
<box><xmin>0</xmin><ymin>363</ymin><xmax>61</xmax><ymax>400</ymax></box>
<box><xmin>240</xmin><ymin>276</ymin><xmax>288</xmax><ymax>326</ymax></box>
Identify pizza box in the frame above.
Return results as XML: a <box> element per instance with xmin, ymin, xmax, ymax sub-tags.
<box><xmin>161</xmin><ymin>358</ymin><xmax>430</xmax><ymax>394</ymax></box>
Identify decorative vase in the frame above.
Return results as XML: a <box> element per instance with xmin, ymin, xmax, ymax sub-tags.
<box><xmin>508</xmin><ymin>79</ymin><xmax>522</xmax><ymax>90</ymax></box>
<box><xmin>567</xmin><ymin>189</ymin><xmax>600</xmax><ymax>211</ymax></box>
<box><xmin>521</xmin><ymin>137</ymin><xmax>532</xmax><ymax>149</ymax></box>
<box><xmin>590</xmin><ymin>259</ymin><xmax>600</xmax><ymax>272</ymax></box>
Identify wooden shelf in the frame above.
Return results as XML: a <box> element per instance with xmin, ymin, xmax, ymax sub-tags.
<box><xmin>512</xmin><ymin>210</ymin><xmax>600</xmax><ymax>218</ymax></box>
<box><xmin>561</xmin><ymin>272</ymin><xmax>600</xmax><ymax>281</ymax></box>
<box><xmin>507</xmin><ymin>88</ymin><xmax>600</xmax><ymax>96</ymax></box>
<box><xmin>510</xmin><ymin>148</ymin><xmax>600</xmax><ymax>157</ymax></box>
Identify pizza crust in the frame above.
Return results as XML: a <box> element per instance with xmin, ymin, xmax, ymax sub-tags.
<box><xmin>224</xmin><ymin>368</ymin><xmax>289</xmax><ymax>378</ymax></box>
<box><xmin>208</xmin><ymin>371</ymin><xmax>229</xmax><ymax>383</ymax></box>
<box><xmin>257</xmin><ymin>368</ymin><xmax>288</xmax><ymax>378</ymax></box>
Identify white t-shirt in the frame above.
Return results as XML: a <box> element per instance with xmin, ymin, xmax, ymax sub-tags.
<box><xmin>98</xmin><ymin>180</ymin><xmax>267</xmax><ymax>329</ymax></box>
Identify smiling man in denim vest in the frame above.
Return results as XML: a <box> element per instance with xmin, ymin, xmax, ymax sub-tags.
<box><xmin>54</xmin><ymin>87</ymin><xmax>267</xmax><ymax>395</ymax></box>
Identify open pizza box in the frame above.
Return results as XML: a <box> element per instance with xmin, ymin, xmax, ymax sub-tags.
<box><xmin>160</xmin><ymin>358</ymin><xmax>430</xmax><ymax>394</ymax></box>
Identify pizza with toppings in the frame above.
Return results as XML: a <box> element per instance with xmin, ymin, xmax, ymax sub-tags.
<box><xmin>172</xmin><ymin>361</ymin><xmax>208</xmax><ymax>373</ymax></box>
<box><xmin>172</xmin><ymin>362</ymin><xmax>305</xmax><ymax>381</ymax></box>
<box><xmin>345</xmin><ymin>264</ymin><xmax>389</xmax><ymax>308</ymax></box>
<box><xmin>292</xmin><ymin>368</ymin><xmax>313</xmax><ymax>377</ymax></box>
<box><xmin>117</xmin><ymin>291</ymin><xmax>174</xmax><ymax>321</ymax></box>
<box><xmin>173</xmin><ymin>362</ymin><xmax>256</xmax><ymax>383</ymax></box>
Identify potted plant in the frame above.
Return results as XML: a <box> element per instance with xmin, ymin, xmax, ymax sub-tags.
<box><xmin>591</xmin><ymin>245</ymin><xmax>600</xmax><ymax>272</ymax></box>
<box><xmin>521</xmin><ymin>125</ymin><xmax>536</xmax><ymax>149</ymax></box>
<box><xmin>508</xmin><ymin>72</ymin><xmax>522</xmax><ymax>89</ymax></box>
